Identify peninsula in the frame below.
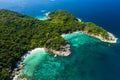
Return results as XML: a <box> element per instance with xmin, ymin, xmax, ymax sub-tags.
<box><xmin>0</xmin><ymin>9</ymin><xmax>117</xmax><ymax>79</ymax></box>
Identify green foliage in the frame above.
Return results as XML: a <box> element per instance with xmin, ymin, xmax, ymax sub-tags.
<box><xmin>84</xmin><ymin>22</ymin><xmax>109</xmax><ymax>38</ymax></box>
<box><xmin>0</xmin><ymin>9</ymin><xmax>109</xmax><ymax>79</ymax></box>
<box><xmin>0</xmin><ymin>69</ymin><xmax>10</xmax><ymax>80</ymax></box>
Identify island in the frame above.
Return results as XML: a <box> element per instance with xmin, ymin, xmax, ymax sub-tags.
<box><xmin>0</xmin><ymin>9</ymin><xmax>117</xmax><ymax>80</ymax></box>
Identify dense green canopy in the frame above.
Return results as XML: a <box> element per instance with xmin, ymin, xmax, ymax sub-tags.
<box><xmin>0</xmin><ymin>9</ymin><xmax>109</xmax><ymax>79</ymax></box>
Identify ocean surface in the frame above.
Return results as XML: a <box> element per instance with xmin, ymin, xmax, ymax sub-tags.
<box><xmin>0</xmin><ymin>0</ymin><xmax>120</xmax><ymax>80</ymax></box>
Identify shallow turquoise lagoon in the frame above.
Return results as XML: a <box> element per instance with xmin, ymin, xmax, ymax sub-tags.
<box><xmin>16</xmin><ymin>32</ymin><xmax>120</xmax><ymax>80</ymax></box>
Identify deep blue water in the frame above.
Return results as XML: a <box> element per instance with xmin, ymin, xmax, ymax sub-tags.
<box><xmin>0</xmin><ymin>0</ymin><xmax>120</xmax><ymax>36</ymax></box>
<box><xmin>0</xmin><ymin>0</ymin><xmax>120</xmax><ymax>80</ymax></box>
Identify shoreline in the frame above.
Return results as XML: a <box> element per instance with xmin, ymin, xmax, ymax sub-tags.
<box><xmin>12</xmin><ymin>30</ymin><xmax>117</xmax><ymax>80</ymax></box>
<box><xmin>85</xmin><ymin>32</ymin><xmax>118</xmax><ymax>43</ymax></box>
<box><xmin>62</xmin><ymin>31</ymin><xmax>118</xmax><ymax>43</ymax></box>
<box><xmin>45</xmin><ymin>43</ymin><xmax>71</xmax><ymax>57</ymax></box>
<box><xmin>12</xmin><ymin>46</ymin><xmax>71</xmax><ymax>80</ymax></box>
<box><xmin>46</xmin><ymin>11</ymin><xmax>117</xmax><ymax>43</ymax></box>
<box><xmin>35</xmin><ymin>16</ymin><xmax>47</xmax><ymax>20</ymax></box>
<box><xmin>12</xmin><ymin>48</ymin><xmax>47</xmax><ymax>80</ymax></box>
<box><xmin>45</xmin><ymin>12</ymin><xmax>51</xmax><ymax>19</ymax></box>
<box><xmin>35</xmin><ymin>12</ymin><xmax>50</xmax><ymax>20</ymax></box>
<box><xmin>76</xmin><ymin>18</ymin><xmax>82</xmax><ymax>22</ymax></box>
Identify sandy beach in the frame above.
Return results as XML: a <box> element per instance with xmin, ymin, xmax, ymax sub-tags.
<box><xmin>62</xmin><ymin>31</ymin><xmax>117</xmax><ymax>43</ymax></box>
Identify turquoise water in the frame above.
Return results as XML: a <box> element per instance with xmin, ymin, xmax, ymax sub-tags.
<box><xmin>20</xmin><ymin>48</ymin><xmax>47</xmax><ymax>77</ymax></box>
<box><xmin>1</xmin><ymin>0</ymin><xmax>120</xmax><ymax>80</ymax></box>
<box><xmin>16</xmin><ymin>32</ymin><xmax>120</xmax><ymax>80</ymax></box>
<box><xmin>35</xmin><ymin>13</ymin><xmax>47</xmax><ymax>20</ymax></box>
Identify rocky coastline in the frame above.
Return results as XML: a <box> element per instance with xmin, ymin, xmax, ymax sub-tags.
<box><xmin>45</xmin><ymin>12</ymin><xmax>51</xmax><ymax>19</ymax></box>
<box><xmin>46</xmin><ymin>11</ymin><xmax>117</xmax><ymax>43</ymax></box>
<box><xmin>84</xmin><ymin>31</ymin><xmax>117</xmax><ymax>43</ymax></box>
<box><xmin>11</xmin><ymin>31</ymin><xmax>117</xmax><ymax>80</ymax></box>
<box><xmin>12</xmin><ymin>44</ymin><xmax>71</xmax><ymax>80</ymax></box>
<box><xmin>45</xmin><ymin>44</ymin><xmax>71</xmax><ymax>57</ymax></box>
<box><xmin>11</xmin><ymin>29</ymin><xmax>117</xmax><ymax>80</ymax></box>
<box><xmin>62</xmin><ymin>31</ymin><xmax>117</xmax><ymax>43</ymax></box>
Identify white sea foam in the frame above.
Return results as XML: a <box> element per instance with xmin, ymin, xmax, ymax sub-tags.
<box><xmin>35</xmin><ymin>11</ymin><xmax>51</xmax><ymax>20</ymax></box>
<box><xmin>13</xmin><ymin>48</ymin><xmax>47</xmax><ymax>80</ymax></box>
<box><xmin>107</xmin><ymin>37</ymin><xmax>118</xmax><ymax>43</ymax></box>
<box><xmin>62</xmin><ymin>31</ymin><xmax>118</xmax><ymax>43</ymax></box>
<box><xmin>29</xmin><ymin>48</ymin><xmax>46</xmax><ymax>54</ymax></box>
<box><xmin>23</xmin><ymin>48</ymin><xmax>46</xmax><ymax>59</ymax></box>
<box><xmin>76</xmin><ymin>18</ymin><xmax>82</xmax><ymax>22</ymax></box>
<box><xmin>13</xmin><ymin>75</ymin><xmax>19</xmax><ymax>80</ymax></box>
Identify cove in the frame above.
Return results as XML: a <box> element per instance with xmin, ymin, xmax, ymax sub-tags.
<box><xmin>13</xmin><ymin>32</ymin><xmax>120</xmax><ymax>80</ymax></box>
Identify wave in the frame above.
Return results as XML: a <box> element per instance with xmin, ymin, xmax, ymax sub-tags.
<box><xmin>13</xmin><ymin>48</ymin><xmax>47</xmax><ymax>80</ymax></box>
